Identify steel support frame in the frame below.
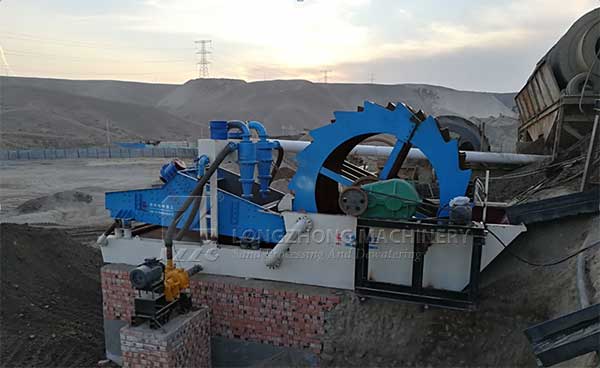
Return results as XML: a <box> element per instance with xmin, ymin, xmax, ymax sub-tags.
<box><xmin>524</xmin><ymin>303</ymin><xmax>600</xmax><ymax>366</ymax></box>
<box><xmin>354</xmin><ymin>218</ymin><xmax>486</xmax><ymax>310</ymax></box>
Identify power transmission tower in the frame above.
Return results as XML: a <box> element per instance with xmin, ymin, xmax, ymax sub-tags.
<box><xmin>195</xmin><ymin>40</ymin><xmax>212</xmax><ymax>78</ymax></box>
<box><xmin>321</xmin><ymin>69</ymin><xmax>332</xmax><ymax>83</ymax></box>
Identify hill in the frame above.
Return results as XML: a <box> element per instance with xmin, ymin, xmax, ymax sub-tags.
<box><xmin>0</xmin><ymin>76</ymin><xmax>518</xmax><ymax>149</ymax></box>
<box><xmin>2</xmin><ymin>76</ymin><xmax>176</xmax><ymax>107</ymax></box>
<box><xmin>0</xmin><ymin>84</ymin><xmax>203</xmax><ymax>148</ymax></box>
<box><xmin>157</xmin><ymin>79</ymin><xmax>517</xmax><ymax>136</ymax></box>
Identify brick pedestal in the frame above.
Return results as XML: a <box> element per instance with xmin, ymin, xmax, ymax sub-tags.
<box><xmin>101</xmin><ymin>264</ymin><xmax>343</xmax><ymax>364</ymax></box>
<box><xmin>120</xmin><ymin>307</ymin><xmax>211</xmax><ymax>368</ymax></box>
<box><xmin>102</xmin><ymin>264</ymin><xmax>135</xmax><ymax>364</ymax></box>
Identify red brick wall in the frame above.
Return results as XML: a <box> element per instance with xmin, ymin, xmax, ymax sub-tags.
<box><xmin>190</xmin><ymin>274</ymin><xmax>342</xmax><ymax>354</ymax></box>
<box><xmin>101</xmin><ymin>264</ymin><xmax>135</xmax><ymax>323</ymax></box>
<box><xmin>101</xmin><ymin>264</ymin><xmax>343</xmax><ymax>356</ymax></box>
<box><xmin>121</xmin><ymin>307</ymin><xmax>211</xmax><ymax>368</ymax></box>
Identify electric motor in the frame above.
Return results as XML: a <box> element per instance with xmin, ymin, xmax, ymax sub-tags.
<box><xmin>130</xmin><ymin>258</ymin><xmax>164</xmax><ymax>290</ymax></box>
<box><xmin>449</xmin><ymin>196</ymin><xmax>472</xmax><ymax>225</ymax></box>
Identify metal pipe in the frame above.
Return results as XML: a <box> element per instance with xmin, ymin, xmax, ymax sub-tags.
<box><xmin>275</xmin><ymin>139</ymin><xmax>549</xmax><ymax>165</ymax></box>
<box><xmin>576</xmin><ymin>253</ymin><xmax>590</xmax><ymax>308</ymax></box>
<box><xmin>248</xmin><ymin>121</ymin><xmax>268</xmax><ymax>139</ymax></box>
<box><xmin>227</xmin><ymin>120</ymin><xmax>251</xmax><ymax>139</ymax></box>
<box><xmin>265</xmin><ymin>216</ymin><xmax>311</xmax><ymax>268</ymax></box>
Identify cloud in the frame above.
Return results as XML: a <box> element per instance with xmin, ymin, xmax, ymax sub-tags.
<box><xmin>120</xmin><ymin>0</ymin><xmax>373</xmax><ymax>68</ymax></box>
<box><xmin>368</xmin><ymin>23</ymin><xmax>531</xmax><ymax>61</ymax></box>
<box><xmin>1</xmin><ymin>0</ymin><xmax>597</xmax><ymax>90</ymax></box>
<box><xmin>115</xmin><ymin>0</ymin><xmax>597</xmax><ymax>77</ymax></box>
<box><xmin>329</xmin><ymin>2</ymin><xmax>598</xmax><ymax>91</ymax></box>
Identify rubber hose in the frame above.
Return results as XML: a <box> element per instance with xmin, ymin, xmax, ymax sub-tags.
<box><xmin>164</xmin><ymin>143</ymin><xmax>237</xmax><ymax>255</ymax></box>
<box><xmin>269</xmin><ymin>145</ymin><xmax>284</xmax><ymax>185</ymax></box>
<box><xmin>103</xmin><ymin>221</ymin><xmax>118</xmax><ymax>236</ymax></box>
<box><xmin>96</xmin><ymin>220</ymin><xmax>119</xmax><ymax>246</ymax></box>
<box><xmin>175</xmin><ymin>187</ymin><xmax>203</xmax><ymax>241</ymax></box>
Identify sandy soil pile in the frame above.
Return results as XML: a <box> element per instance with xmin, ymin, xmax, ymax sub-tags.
<box><xmin>0</xmin><ymin>224</ymin><xmax>105</xmax><ymax>367</ymax></box>
<box><xmin>16</xmin><ymin>190</ymin><xmax>93</xmax><ymax>214</ymax></box>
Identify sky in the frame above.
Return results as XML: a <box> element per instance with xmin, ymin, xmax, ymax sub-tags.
<box><xmin>0</xmin><ymin>0</ymin><xmax>597</xmax><ymax>91</ymax></box>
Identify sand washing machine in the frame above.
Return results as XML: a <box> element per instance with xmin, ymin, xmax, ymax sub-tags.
<box><xmin>99</xmin><ymin>101</ymin><xmax>528</xmax><ymax>311</ymax></box>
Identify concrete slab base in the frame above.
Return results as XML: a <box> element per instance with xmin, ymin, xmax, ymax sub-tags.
<box><xmin>211</xmin><ymin>336</ymin><xmax>318</xmax><ymax>367</ymax></box>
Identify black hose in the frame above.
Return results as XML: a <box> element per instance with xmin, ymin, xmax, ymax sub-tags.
<box><xmin>486</xmin><ymin>225</ymin><xmax>600</xmax><ymax>267</ymax></box>
<box><xmin>269</xmin><ymin>145</ymin><xmax>284</xmax><ymax>185</ymax></box>
<box><xmin>103</xmin><ymin>221</ymin><xmax>118</xmax><ymax>236</ymax></box>
<box><xmin>164</xmin><ymin>142</ymin><xmax>237</xmax><ymax>258</ymax></box>
<box><xmin>175</xmin><ymin>188</ymin><xmax>203</xmax><ymax>241</ymax></box>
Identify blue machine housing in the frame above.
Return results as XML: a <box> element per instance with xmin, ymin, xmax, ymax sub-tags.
<box><xmin>105</xmin><ymin>167</ymin><xmax>286</xmax><ymax>244</ymax></box>
<box><xmin>289</xmin><ymin>101</ymin><xmax>471</xmax><ymax>217</ymax></box>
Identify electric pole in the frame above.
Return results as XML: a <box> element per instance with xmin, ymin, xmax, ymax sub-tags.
<box><xmin>195</xmin><ymin>40</ymin><xmax>212</xmax><ymax>78</ymax></box>
<box><xmin>369</xmin><ymin>72</ymin><xmax>375</xmax><ymax>84</ymax></box>
<box><xmin>321</xmin><ymin>69</ymin><xmax>332</xmax><ymax>84</ymax></box>
<box><xmin>106</xmin><ymin>119</ymin><xmax>111</xmax><ymax>150</ymax></box>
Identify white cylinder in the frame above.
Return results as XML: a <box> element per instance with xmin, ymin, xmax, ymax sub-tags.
<box><xmin>96</xmin><ymin>234</ymin><xmax>108</xmax><ymax>246</ymax></box>
<box><xmin>275</xmin><ymin>139</ymin><xmax>549</xmax><ymax>165</ymax></box>
<box><xmin>265</xmin><ymin>216</ymin><xmax>311</xmax><ymax>268</ymax></box>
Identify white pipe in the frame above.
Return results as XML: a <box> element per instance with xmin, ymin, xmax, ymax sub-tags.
<box><xmin>576</xmin><ymin>253</ymin><xmax>590</xmax><ymax>308</ymax></box>
<box><xmin>276</xmin><ymin>139</ymin><xmax>549</xmax><ymax>165</ymax></box>
<box><xmin>96</xmin><ymin>233</ymin><xmax>108</xmax><ymax>246</ymax></box>
<box><xmin>265</xmin><ymin>216</ymin><xmax>311</xmax><ymax>268</ymax></box>
<box><xmin>483</xmin><ymin>170</ymin><xmax>490</xmax><ymax>223</ymax></box>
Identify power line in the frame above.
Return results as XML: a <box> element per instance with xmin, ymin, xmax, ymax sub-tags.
<box><xmin>3</xmin><ymin>49</ymin><xmax>190</xmax><ymax>64</ymax></box>
<box><xmin>195</xmin><ymin>40</ymin><xmax>212</xmax><ymax>78</ymax></box>
<box><xmin>0</xmin><ymin>31</ymin><xmax>194</xmax><ymax>51</ymax></box>
<box><xmin>7</xmin><ymin>67</ymin><xmax>194</xmax><ymax>77</ymax></box>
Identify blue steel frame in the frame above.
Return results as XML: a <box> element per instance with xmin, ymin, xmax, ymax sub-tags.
<box><xmin>105</xmin><ymin>168</ymin><xmax>285</xmax><ymax>244</ymax></box>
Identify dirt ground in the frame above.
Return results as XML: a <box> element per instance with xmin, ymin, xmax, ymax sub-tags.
<box><xmin>0</xmin><ymin>159</ymin><xmax>164</xmax><ymax>367</ymax></box>
<box><xmin>0</xmin><ymin>158</ymin><xmax>172</xmax><ymax>227</ymax></box>
<box><xmin>1</xmin><ymin>217</ymin><xmax>596</xmax><ymax>368</ymax></box>
<box><xmin>0</xmin><ymin>224</ymin><xmax>105</xmax><ymax>367</ymax></box>
<box><xmin>0</xmin><ymin>159</ymin><xmax>597</xmax><ymax>367</ymax></box>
